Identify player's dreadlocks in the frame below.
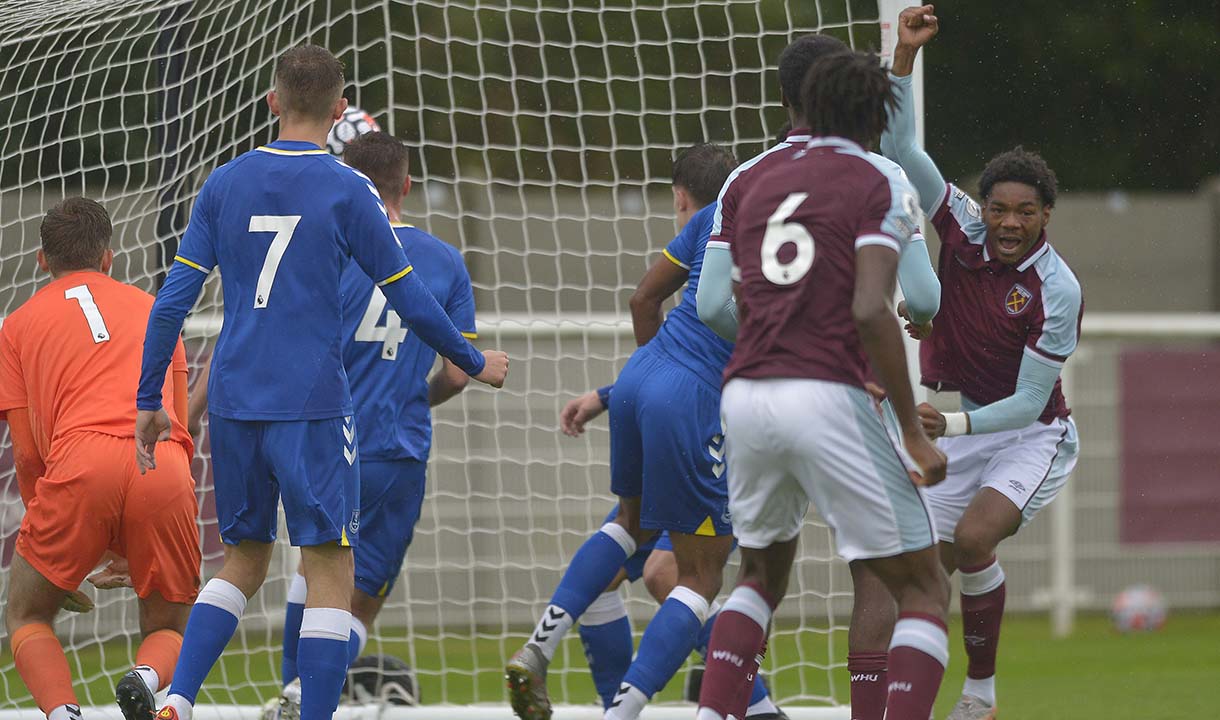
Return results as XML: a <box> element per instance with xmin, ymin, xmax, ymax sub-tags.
<box><xmin>802</xmin><ymin>51</ymin><xmax>896</xmax><ymax>147</ymax></box>
<box><xmin>672</xmin><ymin>143</ymin><xmax>738</xmax><ymax>208</ymax></box>
<box><xmin>777</xmin><ymin>33</ymin><xmax>849</xmax><ymax>113</ymax></box>
<box><xmin>979</xmin><ymin>146</ymin><xmax>1059</xmax><ymax>207</ymax></box>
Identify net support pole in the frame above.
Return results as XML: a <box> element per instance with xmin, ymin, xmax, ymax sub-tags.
<box><xmin>1049</xmin><ymin>358</ymin><xmax>1078</xmax><ymax>638</ymax></box>
<box><xmin>878</xmin><ymin>0</ymin><xmax>927</xmax><ymax>401</ymax></box>
<box><xmin>154</xmin><ymin>1</ymin><xmax>192</xmax><ymax>289</ymax></box>
<box><xmin>382</xmin><ymin>0</ymin><xmax>396</xmax><ymax>135</ymax></box>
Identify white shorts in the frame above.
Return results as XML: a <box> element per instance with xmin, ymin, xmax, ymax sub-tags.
<box><xmin>925</xmin><ymin>416</ymin><xmax>1079</xmax><ymax>540</ymax></box>
<box><xmin>721</xmin><ymin>377</ymin><xmax>938</xmax><ymax>561</ymax></box>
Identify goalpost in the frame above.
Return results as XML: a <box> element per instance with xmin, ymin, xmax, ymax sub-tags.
<box><xmin>0</xmin><ymin>2</ymin><xmax>917</xmax><ymax>718</ymax></box>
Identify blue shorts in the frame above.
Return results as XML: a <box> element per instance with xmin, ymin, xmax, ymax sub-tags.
<box><xmin>209</xmin><ymin>414</ymin><xmax>359</xmax><ymax>547</ymax></box>
<box><xmin>609</xmin><ymin>344</ymin><xmax>732</xmax><ymax>537</ymax></box>
<box><xmin>354</xmin><ymin>459</ymin><xmax>427</xmax><ymax>598</ymax></box>
<box><xmin>603</xmin><ymin>505</ymin><xmax>668</xmax><ymax>582</ymax></box>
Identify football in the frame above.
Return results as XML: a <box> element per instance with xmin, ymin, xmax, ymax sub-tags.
<box><xmin>1111</xmin><ymin>584</ymin><xmax>1167</xmax><ymax>633</ymax></box>
<box><xmin>327</xmin><ymin>105</ymin><xmax>381</xmax><ymax>155</ymax></box>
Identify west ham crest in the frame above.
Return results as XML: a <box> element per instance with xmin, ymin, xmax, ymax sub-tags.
<box><xmin>1005</xmin><ymin>284</ymin><xmax>1032</xmax><ymax>315</ymax></box>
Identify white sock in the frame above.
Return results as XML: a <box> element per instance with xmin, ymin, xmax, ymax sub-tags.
<box><xmin>351</xmin><ymin>616</ymin><xmax>369</xmax><ymax>655</ymax></box>
<box><xmin>604</xmin><ymin>683</ymin><xmax>649</xmax><ymax>720</ymax></box>
<box><xmin>696</xmin><ymin>709</ymin><xmax>725</xmax><ymax>720</ymax></box>
<box><xmin>196</xmin><ymin>578</ymin><xmax>247</xmax><ymax>619</ymax></box>
<box><xmin>300</xmin><ymin>607</ymin><xmax>353</xmax><ymax>642</ymax></box>
<box><xmin>529</xmin><ymin>604</ymin><xmax>575</xmax><ymax>661</ymax></box>
<box><xmin>286</xmin><ymin>573</ymin><xmax>308</xmax><ymax>604</ymax></box>
<box><xmin>745</xmin><ymin>696</ymin><xmax>777</xmax><ymax>717</ymax></box>
<box><xmin>963</xmin><ymin>674</ymin><xmax>996</xmax><ymax>706</ymax></box>
<box><xmin>48</xmin><ymin>705</ymin><xmax>83</xmax><ymax>720</ymax></box>
<box><xmin>133</xmin><ymin>664</ymin><xmax>160</xmax><ymax>693</ymax></box>
<box><xmin>583</xmin><ymin>591</ymin><xmax>628</xmax><ymax>626</ymax></box>
<box><xmin>165</xmin><ymin>693</ymin><xmax>194</xmax><ymax>720</ymax></box>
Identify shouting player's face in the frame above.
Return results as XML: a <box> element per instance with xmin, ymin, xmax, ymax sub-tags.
<box><xmin>983</xmin><ymin>181</ymin><xmax>1050</xmax><ymax>264</ymax></box>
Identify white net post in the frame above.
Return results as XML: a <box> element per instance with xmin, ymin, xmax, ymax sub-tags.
<box><xmin>877</xmin><ymin>0</ymin><xmax>928</xmax><ymax>402</ymax></box>
<box><xmin>1049</xmin><ymin>357</ymin><xmax>1078</xmax><ymax>638</ymax></box>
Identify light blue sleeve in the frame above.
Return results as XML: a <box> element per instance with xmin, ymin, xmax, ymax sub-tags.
<box><xmin>897</xmin><ymin>232</ymin><xmax>940</xmax><ymax>325</ymax></box>
<box><xmin>1029</xmin><ymin>264</ymin><xmax>1083</xmax><ymax>362</ymax></box>
<box><xmin>695</xmin><ymin>240</ymin><xmax>738</xmax><ymax>341</ymax></box>
<box><xmin>965</xmin><ymin>352</ymin><xmax>1062</xmax><ymax>434</ymax></box>
<box><xmin>882</xmin><ymin>73</ymin><xmax>947</xmax><ymax>216</ymax></box>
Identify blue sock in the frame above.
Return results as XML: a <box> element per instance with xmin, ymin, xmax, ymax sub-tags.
<box><xmin>696</xmin><ymin>608</ymin><xmax>771</xmax><ymax>706</ymax></box>
<box><xmin>168</xmin><ymin>579</ymin><xmax>247</xmax><ymax>704</ymax></box>
<box><xmin>530</xmin><ymin>523</ymin><xmax>636</xmax><ymax>661</ymax></box>
<box><xmin>348</xmin><ymin>617</ymin><xmax>368</xmax><ymax>665</ymax></box>
<box><xmin>282</xmin><ymin>601</ymin><xmax>304</xmax><ymax>683</ymax></box>
<box><xmin>620</xmin><ymin>587</ymin><xmax>708</xmax><ymax>698</ymax></box>
<box><xmin>298</xmin><ymin>608</ymin><xmax>352</xmax><ymax>720</ymax></box>
<box><xmin>550</xmin><ymin>524</ymin><xmax>635</xmax><ymax>615</ymax></box>
<box><xmin>578</xmin><ymin>591</ymin><xmax>633</xmax><ymax>709</ymax></box>
<box><xmin>281</xmin><ymin>574</ymin><xmax>307</xmax><ymax>684</ymax></box>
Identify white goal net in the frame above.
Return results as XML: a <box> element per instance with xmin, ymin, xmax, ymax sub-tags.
<box><xmin>0</xmin><ymin>1</ymin><xmax>897</xmax><ymax>716</ymax></box>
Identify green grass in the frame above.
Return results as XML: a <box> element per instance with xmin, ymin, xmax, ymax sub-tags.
<box><xmin>4</xmin><ymin>613</ymin><xmax>1219</xmax><ymax>718</ymax></box>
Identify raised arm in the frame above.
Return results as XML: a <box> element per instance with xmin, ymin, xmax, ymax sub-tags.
<box><xmin>695</xmin><ymin>240</ymin><xmax>738</xmax><ymax>341</ymax></box>
<box><xmin>882</xmin><ymin>5</ymin><xmax>947</xmax><ymax>216</ymax></box>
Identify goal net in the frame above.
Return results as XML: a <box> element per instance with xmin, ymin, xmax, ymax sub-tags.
<box><xmin>0</xmin><ymin>1</ymin><xmax>901</xmax><ymax>716</ymax></box>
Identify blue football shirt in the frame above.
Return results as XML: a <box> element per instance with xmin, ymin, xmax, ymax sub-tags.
<box><xmin>138</xmin><ymin>140</ymin><xmax>470</xmax><ymax>420</ymax></box>
<box><xmin>341</xmin><ymin>223</ymin><xmax>477</xmax><ymax>461</ymax></box>
<box><xmin>650</xmin><ymin>203</ymin><xmax>733</xmax><ymax>388</ymax></box>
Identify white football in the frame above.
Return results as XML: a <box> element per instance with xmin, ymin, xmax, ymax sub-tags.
<box><xmin>327</xmin><ymin>106</ymin><xmax>381</xmax><ymax>155</ymax></box>
<box><xmin>1111</xmin><ymin>584</ymin><xmax>1167</xmax><ymax>633</ymax></box>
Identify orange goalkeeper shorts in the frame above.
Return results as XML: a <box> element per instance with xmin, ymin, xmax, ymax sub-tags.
<box><xmin>17</xmin><ymin>431</ymin><xmax>201</xmax><ymax>604</ymax></box>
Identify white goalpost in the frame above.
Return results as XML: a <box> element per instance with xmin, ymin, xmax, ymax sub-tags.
<box><xmin>1</xmin><ymin>2</ymin><xmax>905</xmax><ymax>718</ymax></box>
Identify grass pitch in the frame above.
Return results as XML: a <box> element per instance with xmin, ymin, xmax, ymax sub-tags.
<box><xmin>3</xmin><ymin>612</ymin><xmax>1217</xmax><ymax>719</ymax></box>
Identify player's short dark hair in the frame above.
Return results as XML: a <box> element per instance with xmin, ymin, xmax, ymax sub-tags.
<box><xmin>778</xmin><ymin>34</ymin><xmax>851</xmax><ymax>113</ymax></box>
<box><xmin>979</xmin><ymin>146</ymin><xmax>1058</xmax><ymax>208</ymax></box>
<box><xmin>40</xmin><ymin>197</ymin><xmax>112</xmax><ymax>273</ymax></box>
<box><xmin>275</xmin><ymin>45</ymin><xmax>345</xmax><ymax>122</ymax></box>
<box><xmin>343</xmin><ymin>132</ymin><xmax>411</xmax><ymax>197</ymax></box>
<box><xmin>802</xmin><ymin>51</ymin><xmax>895</xmax><ymax>147</ymax></box>
<box><xmin>672</xmin><ymin>143</ymin><xmax>737</xmax><ymax>207</ymax></box>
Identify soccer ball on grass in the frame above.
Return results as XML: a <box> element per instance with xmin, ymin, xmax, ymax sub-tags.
<box><xmin>1111</xmin><ymin>584</ymin><xmax>1167</xmax><ymax>633</ymax></box>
